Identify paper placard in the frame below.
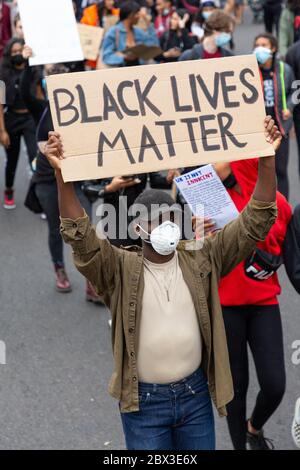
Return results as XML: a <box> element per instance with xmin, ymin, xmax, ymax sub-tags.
<box><xmin>175</xmin><ymin>164</ymin><xmax>239</xmax><ymax>229</ymax></box>
<box><xmin>19</xmin><ymin>0</ymin><xmax>84</xmax><ymax>66</ymax></box>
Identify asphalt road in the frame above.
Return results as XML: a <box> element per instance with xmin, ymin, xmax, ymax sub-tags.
<box><xmin>0</xmin><ymin>8</ymin><xmax>299</xmax><ymax>450</ymax></box>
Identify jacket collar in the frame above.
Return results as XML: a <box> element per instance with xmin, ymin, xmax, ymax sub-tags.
<box><xmin>116</xmin><ymin>21</ymin><xmax>138</xmax><ymax>34</ymax></box>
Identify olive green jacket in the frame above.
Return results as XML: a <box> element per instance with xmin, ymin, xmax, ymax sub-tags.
<box><xmin>61</xmin><ymin>197</ymin><xmax>277</xmax><ymax>416</ymax></box>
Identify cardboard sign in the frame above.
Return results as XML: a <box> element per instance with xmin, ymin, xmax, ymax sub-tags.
<box><xmin>47</xmin><ymin>55</ymin><xmax>274</xmax><ymax>182</ymax></box>
<box><xmin>78</xmin><ymin>24</ymin><xmax>104</xmax><ymax>61</ymax></box>
<box><xmin>18</xmin><ymin>0</ymin><xmax>84</xmax><ymax>66</ymax></box>
<box><xmin>124</xmin><ymin>44</ymin><xmax>163</xmax><ymax>61</ymax></box>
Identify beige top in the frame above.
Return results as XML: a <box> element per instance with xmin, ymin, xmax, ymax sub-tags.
<box><xmin>137</xmin><ymin>253</ymin><xmax>202</xmax><ymax>384</ymax></box>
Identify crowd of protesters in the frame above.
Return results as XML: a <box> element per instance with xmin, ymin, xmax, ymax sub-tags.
<box><xmin>0</xmin><ymin>0</ymin><xmax>300</xmax><ymax>451</ymax></box>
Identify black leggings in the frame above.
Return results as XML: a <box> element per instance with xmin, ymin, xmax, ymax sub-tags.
<box><xmin>263</xmin><ymin>5</ymin><xmax>282</xmax><ymax>35</ymax></box>
<box><xmin>222</xmin><ymin>304</ymin><xmax>286</xmax><ymax>450</ymax></box>
<box><xmin>4</xmin><ymin>111</ymin><xmax>37</xmax><ymax>189</ymax></box>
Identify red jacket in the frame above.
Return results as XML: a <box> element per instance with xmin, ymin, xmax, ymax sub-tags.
<box><xmin>219</xmin><ymin>158</ymin><xmax>292</xmax><ymax>306</ymax></box>
<box><xmin>154</xmin><ymin>9</ymin><xmax>174</xmax><ymax>39</ymax></box>
<box><xmin>0</xmin><ymin>3</ymin><xmax>12</xmax><ymax>58</ymax></box>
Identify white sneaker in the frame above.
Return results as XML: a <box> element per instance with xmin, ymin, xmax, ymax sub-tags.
<box><xmin>108</xmin><ymin>318</ymin><xmax>112</xmax><ymax>329</ymax></box>
<box><xmin>292</xmin><ymin>398</ymin><xmax>300</xmax><ymax>449</ymax></box>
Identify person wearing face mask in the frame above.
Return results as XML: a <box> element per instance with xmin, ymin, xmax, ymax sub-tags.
<box><xmin>43</xmin><ymin>116</ymin><xmax>280</xmax><ymax>450</ymax></box>
<box><xmin>154</xmin><ymin>0</ymin><xmax>175</xmax><ymax>38</ymax></box>
<box><xmin>190</xmin><ymin>0</ymin><xmax>218</xmax><ymax>41</ymax></box>
<box><xmin>253</xmin><ymin>33</ymin><xmax>295</xmax><ymax>200</ymax></box>
<box><xmin>179</xmin><ymin>10</ymin><xmax>234</xmax><ymax>61</ymax></box>
<box><xmin>0</xmin><ymin>38</ymin><xmax>37</xmax><ymax>210</ymax></box>
<box><xmin>212</xmin><ymin>158</ymin><xmax>292</xmax><ymax>450</ymax></box>
<box><xmin>93</xmin><ymin>171</ymin><xmax>174</xmax><ymax>248</ymax></box>
<box><xmin>159</xmin><ymin>8</ymin><xmax>196</xmax><ymax>62</ymax></box>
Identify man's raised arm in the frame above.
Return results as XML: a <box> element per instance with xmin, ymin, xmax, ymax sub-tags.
<box><xmin>43</xmin><ymin>132</ymin><xmax>85</xmax><ymax>220</ymax></box>
<box><xmin>204</xmin><ymin>116</ymin><xmax>280</xmax><ymax>279</ymax></box>
<box><xmin>43</xmin><ymin>132</ymin><xmax>116</xmax><ymax>300</ymax></box>
<box><xmin>253</xmin><ymin>116</ymin><xmax>278</xmax><ymax>203</ymax></box>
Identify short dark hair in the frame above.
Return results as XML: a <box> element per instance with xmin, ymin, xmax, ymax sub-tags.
<box><xmin>133</xmin><ymin>189</ymin><xmax>179</xmax><ymax>222</ymax></box>
<box><xmin>254</xmin><ymin>32</ymin><xmax>278</xmax><ymax>52</ymax></box>
<box><xmin>119</xmin><ymin>1</ymin><xmax>141</xmax><ymax>21</ymax></box>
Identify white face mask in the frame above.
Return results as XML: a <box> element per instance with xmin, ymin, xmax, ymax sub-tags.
<box><xmin>138</xmin><ymin>221</ymin><xmax>181</xmax><ymax>256</ymax></box>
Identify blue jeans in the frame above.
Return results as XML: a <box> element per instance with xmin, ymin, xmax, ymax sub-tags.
<box><xmin>120</xmin><ymin>368</ymin><xmax>215</xmax><ymax>450</ymax></box>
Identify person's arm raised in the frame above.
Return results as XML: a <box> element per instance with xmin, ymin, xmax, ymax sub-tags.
<box><xmin>44</xmin><ymin>131</ymin><xmax>84</xmax><ymax>220</ymax></box>
<box><xmin>56</xmin><ymin>170</ymin><xmax>85</xmax><ymax>220</ymax></box>
<box><xmin>202</xmin><ymin>116</ymin><xmax>279</xmax><ymax>279</ymax></box>
<box><xmin>43</xmin><ymin>132</ymin><xmax>118</xmax><ymax>303</ymax></box>
<box><xmin>253</xmin><ymin>116</ymin><xmax>281</xmax><ymax>203</ymax></box>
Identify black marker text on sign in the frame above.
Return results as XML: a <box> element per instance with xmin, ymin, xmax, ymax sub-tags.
<box><xmin>46</xmin><ymin>56</ymin><xmax>273</xmax><ymax>182</ymax></box>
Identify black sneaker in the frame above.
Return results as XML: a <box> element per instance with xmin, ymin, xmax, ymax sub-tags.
<box><xmin>246</xmin><ymin>429</ymin><xmax>275</xmax><ymax>450</ymax></box>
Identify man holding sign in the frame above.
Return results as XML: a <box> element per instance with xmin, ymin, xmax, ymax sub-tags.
<box><xmin>43</xmin><ymin>115</ymin><xmax>280</xmax><ymax>450</ymax></box>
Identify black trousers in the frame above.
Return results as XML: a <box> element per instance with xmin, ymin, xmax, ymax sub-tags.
<box><xmin>35</xmin><ymin>180</ymin><xmax>92</xmax><ymax>266</ymax></box>
<box><xmin>222</xmin><ymin>304</ymin><xmax>286</xmax><ymax>450</ymax></box>
<box><xmin>275</xmin><ymin>135</ymin><xmax>290</xmax><ymax>200</ymax></box>
<box><xmin>4</xmin><ymin>111</ymin><xmax>37</xmax><ymax>189</ymax></box>
<box><xmin>263</xmin><ymin>4</ymin><xmax>282</xmax><ymax>35</ymax></box>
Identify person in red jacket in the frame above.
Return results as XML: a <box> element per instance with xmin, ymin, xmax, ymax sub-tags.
<box><xmin>154</xmin><ymin>0</ymin><xmax>175</xmax><ymax>38</ymax></box>
<box><xmin>0</xmin><ymin>1</ymin><xmax>12</xmax><ymax>58</ymax></box>
<box><xmin>213</xmin><ymin>158</ymin><xmax>292</xmax><ymax>450</ymax></box>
